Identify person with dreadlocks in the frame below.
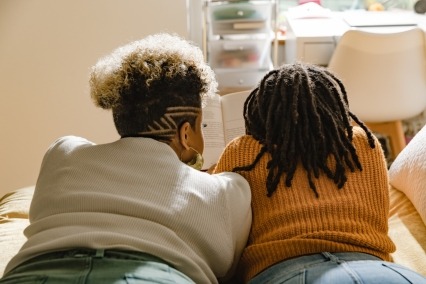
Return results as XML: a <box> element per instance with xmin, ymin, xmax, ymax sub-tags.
<box><xmin>0</xmin><ymin>33</ymin><xmax>252</xmax><ymax>284</ymax></box>
<box><xmin>213</xmin><ymin>62</ymin><xmax>426</xmax><ymax>283</ymax></box>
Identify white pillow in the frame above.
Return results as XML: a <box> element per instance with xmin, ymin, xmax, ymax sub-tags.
<box><xmin>389</xmin><ymin>124</ymin><xmax>426</xmax><ymax>225</ymax></box>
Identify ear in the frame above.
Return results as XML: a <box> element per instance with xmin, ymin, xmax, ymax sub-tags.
<box><xmin>178</xmin><ymin>121</ymin><xmax>192</xmax><ymax>150</ymax></box>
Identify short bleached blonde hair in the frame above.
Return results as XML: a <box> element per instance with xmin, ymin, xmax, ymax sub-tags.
<box><xmin>89</xmin><ymin>33</ymin><xmax>217</xmax><ymax>139</ymax></box>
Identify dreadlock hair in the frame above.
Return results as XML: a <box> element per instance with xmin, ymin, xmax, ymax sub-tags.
<box><xmin>233</xmin><ymin>62</ymin><xmax>376</xmax><ymax>198</ymax></box>
<box><xmin>89</xmin><ymin>33</ymin><xmax>217</xmax><ymax>143</ymax></box>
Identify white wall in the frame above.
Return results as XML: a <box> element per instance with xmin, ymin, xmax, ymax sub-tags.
<box><xmin>0</xmin><ymin>0</ymin><xmax>189</xmax><ymax>196</ymax></box>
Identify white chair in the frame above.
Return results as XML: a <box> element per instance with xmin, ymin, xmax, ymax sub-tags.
<box><xmin>328</xmin><ymin>27</ymin><xmax>426</xmax><ymax>161</ymax></box>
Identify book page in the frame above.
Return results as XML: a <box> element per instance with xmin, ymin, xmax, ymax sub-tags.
<box><xmin>202</xmin><ymin>94</ymin><xmax>226</xmax><ymax>170</ymax></box>
<box><xmin>220</xmin><ymin>90</ymin><xmax>250</xmax><ymax>144</ymax></box>
<box><xmin>201</xmin><ymin>91</ymin><xmax>250</xmax><ymax>170</ymax></box>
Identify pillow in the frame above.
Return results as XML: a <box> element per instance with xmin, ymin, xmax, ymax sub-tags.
<box><xmin>0</xmin><ymin>186</ymin><xmax>35</xmax><ymax>219</ymax></box>
<box><xmin>389</xmin><ymin>124</ymin><xmax>426</xmax><ymax>225</ymax></box>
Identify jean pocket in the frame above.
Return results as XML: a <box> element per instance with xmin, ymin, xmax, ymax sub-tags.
<box><xmin>124</xmin><ymin>274</ymin><xmax>187</xmax><ymax>284</ymax></box>
<box><xmin>381</xmin><ymin>263</ymin><xmax>426</xmax><ymax>283</ymax></box>
<box><xmin>124</xmin><ymin>266</ymin><xmax>194</xmax><ymax>284</ymax></box>
<box><xmin>252</xmin><ymin>270</ymin><xmax>305</xmax><ymax>284</ymax></box>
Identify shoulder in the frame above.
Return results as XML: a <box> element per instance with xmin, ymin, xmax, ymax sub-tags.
<box><xmin>49</xmin><ymin>135</ymin><xmax>94</xmax><ymax>148</ymax></box>
<box><xmin>43</xmin><ymin>136</ymin><xmax>95</xmax><ymax>160</ymax></box>
<box><xmin>223</xmin><ymin>135</ymin><xmax>261</xmax><ymax>154</ymax></box>
<box><xmin>214</xmin><ymin>135</ymin><xmax>261</xmax><ymax>174</ymax></box>
<box><xmin>351</xmin><ymin>126</ymin><xmax>381</xmax><ymax>151</ymax></box>
<box><xmin>351</xmin><ymin>126</ymin><xmax>388</xmax><ymax>169</ymax></box>
<box><xmin>211</xmin><ymin>171</ymin><xmax>250</xmax><ymax>190</ymax></box>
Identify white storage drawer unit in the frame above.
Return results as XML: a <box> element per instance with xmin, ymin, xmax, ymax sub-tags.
<box><xmin>203</xmin><ymin>0</ymin><xmax>276</xmax><ymax>90</ymax></box>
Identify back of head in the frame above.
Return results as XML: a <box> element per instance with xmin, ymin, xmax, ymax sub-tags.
<box><xmin>240</xmin><ymin>62</ymin><xmax>376</xmax><ymax>197</ymax></box>
<box><xmin>89</xmin><ymin>33</ymin><xmax>217</xmax><ymax>141</ymax></box>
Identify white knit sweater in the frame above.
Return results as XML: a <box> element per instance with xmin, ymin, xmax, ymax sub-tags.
<box><xmin>5</xmin><ymin>136</ymin><xmax>252</xmax><ymax>283</ymax></box>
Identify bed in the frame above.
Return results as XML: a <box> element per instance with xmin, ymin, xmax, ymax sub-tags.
<box><xmin>1</xmin><ymin>125</ymin><xmax>426</xmax><ymax>278</ymax></box>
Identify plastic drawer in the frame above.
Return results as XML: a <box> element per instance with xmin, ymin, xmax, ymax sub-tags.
<box><xmin>206</xmin><ymin>1</ymin><xmax>273</xmax><ymax>35</ymax></box>
<box><xmin>215</xmin><ymin>69</ymin><xmax>270</xmax><ymax>88</ymax></box>
<box><xmin>208</xmin><ymin>38</ymin><xmax>272</xmax><ymax>69</ymax></box>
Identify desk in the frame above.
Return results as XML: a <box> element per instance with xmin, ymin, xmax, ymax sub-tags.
<box><xmin>284</xmin><ymin>10</ymin><xmax>426</xmax><ymax>66</ymax></box>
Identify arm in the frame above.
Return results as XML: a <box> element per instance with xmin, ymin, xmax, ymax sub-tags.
<box><xmin>215</xmin><ymin>172</ymin><xmax>251</xmax><ymax>283</ymax></box>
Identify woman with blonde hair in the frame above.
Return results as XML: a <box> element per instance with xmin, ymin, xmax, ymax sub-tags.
<box><xmin>0</xmin><ymin>33</ymin><xmax>251</xmax><ymax>284</ymax></box>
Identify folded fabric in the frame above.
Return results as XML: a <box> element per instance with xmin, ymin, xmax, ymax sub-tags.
<box><xmin>389</xmin><ymin>124</ymin><xmax>426</xmax><ymax>226</ymax></box>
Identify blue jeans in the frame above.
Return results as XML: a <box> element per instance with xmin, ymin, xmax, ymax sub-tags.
<box><xmin>249</xmin><ymin>252</ymin><xmax>426</xmax><ymax>284</ymax></box>
<box><xmin>0</xmin><ymin>249</ymin><xmax>195</xmax><ymax>284</ymax></box>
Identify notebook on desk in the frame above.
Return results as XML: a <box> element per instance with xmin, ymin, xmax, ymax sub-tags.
<box><xmin>342</xmin><ymin>11</ymin><xmax>417</xmax><ymax>27</ymax></box>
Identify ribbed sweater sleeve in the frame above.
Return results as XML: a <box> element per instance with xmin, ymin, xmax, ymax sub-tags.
<box><xmin>214</xmin><ymin>127</ymin><xmax>396</xmax><ymax>282</ymax></box>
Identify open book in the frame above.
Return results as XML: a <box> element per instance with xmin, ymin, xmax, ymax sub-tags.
<box><xmin>202</xmin><ymin>90</ymin><xmax>250</xmax><ymax>170</ymax></box>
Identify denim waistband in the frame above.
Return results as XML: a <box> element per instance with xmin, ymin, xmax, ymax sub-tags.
<box><xmin>297</xmin><ymin>252</ymin><xmax>380</xmax><ymax>263</ymax></box>
<box><xmin>273</xmin><ymin>252</ymin><xmax>381</xmax><ymax>272</ymax></box>
<box><xmin>28</xmin><ymin>248</ymin><xmax>167</xmax><ymax>264</ymax></box>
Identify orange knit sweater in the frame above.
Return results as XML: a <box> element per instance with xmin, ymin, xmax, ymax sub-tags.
<box><xmin>213</xmin><ymin>126</ymin><xmax>396</xmax><ymax>283</ymax></box>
